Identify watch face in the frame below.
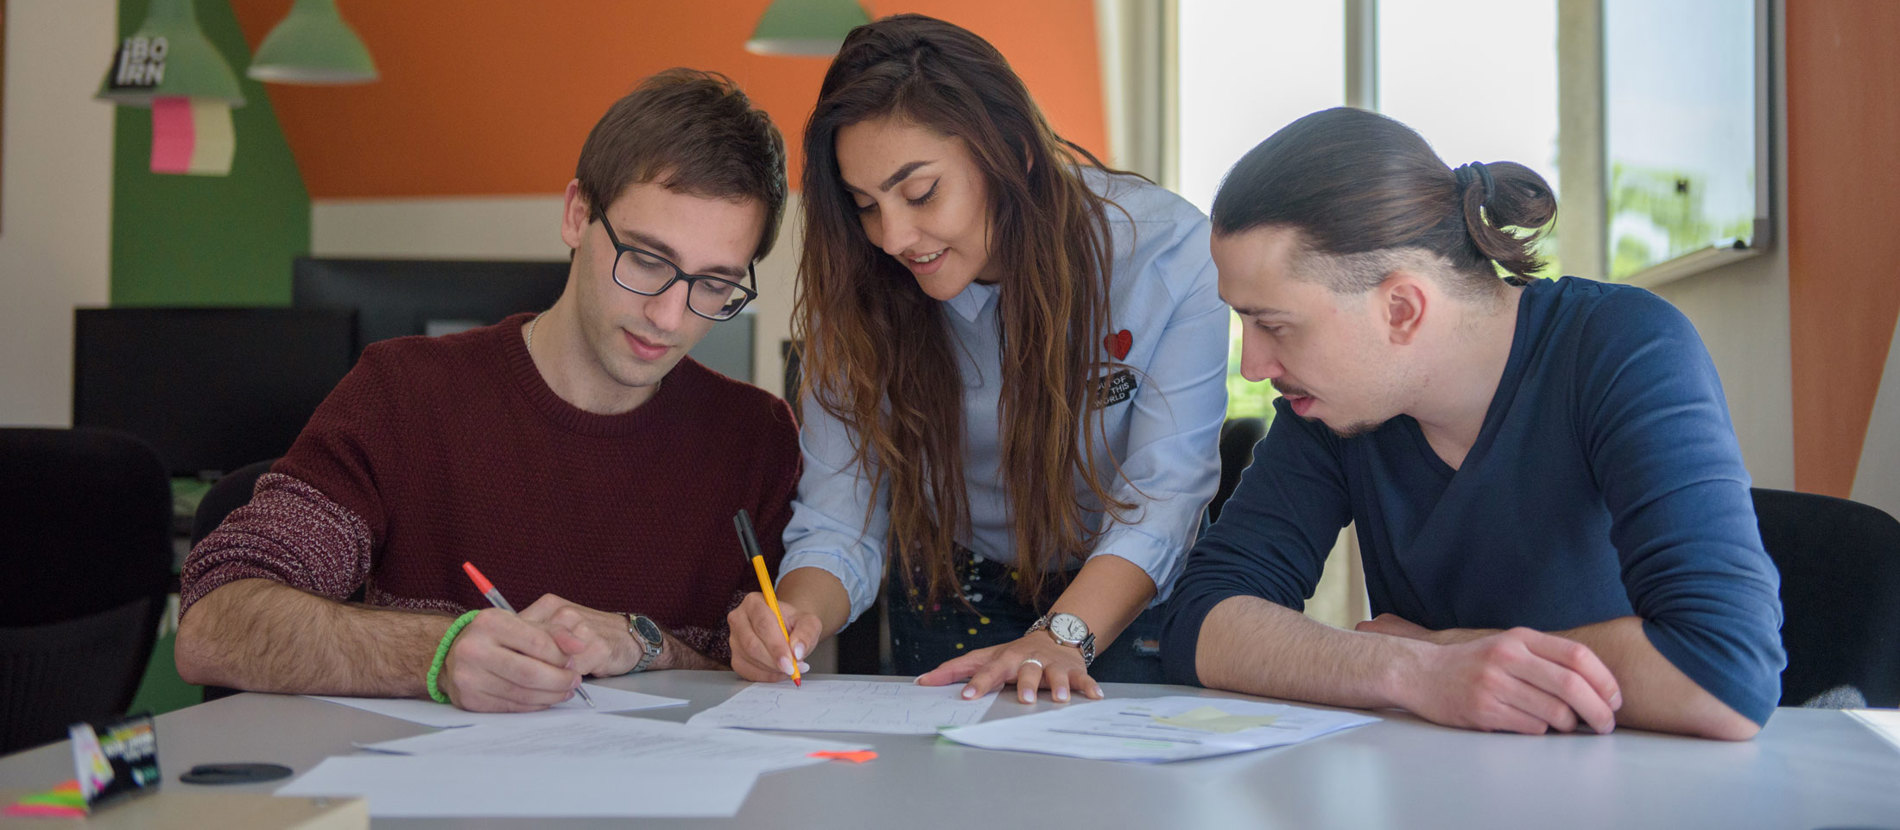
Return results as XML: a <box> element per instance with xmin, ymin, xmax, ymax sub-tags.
<box><xmin>633</xmin><ymin>616</ymin><xmax>663</xmax><ymax>647</ymax></box>
<box><xmin>1050</xmin><ymin>613</ymin><xmax>1088</xmax><ymax>643</ymax></box>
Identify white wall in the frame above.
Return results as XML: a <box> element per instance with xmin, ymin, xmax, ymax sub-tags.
<box><xmin>311</xmin><ymin>193</ymin><xmax>804</xmax><ymax>397</ymax></box>
<box><xmin>0</xmin><ymin>1</ymin><xmax>117</xmax><ymax>427</ymax></box>
<box><xmin>312</xmin><ymin>196</ymin><xmax>569</xmax><ymax>261</ymax></box>
<box><xmin>1647</xmin><ymin>1</ymin><xmax>1794</xmax><ymax>491</ymax></box>
<box><xmin>1856</xmin><ymin>319</ymin><xmax>1900</xmax><ymax>517</ymax></box>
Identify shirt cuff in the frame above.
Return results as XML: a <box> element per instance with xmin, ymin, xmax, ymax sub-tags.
<box><xmin>1641</xmin><ymin>616</ymin><xmax>1782</xmax><ymax>727</ymax></box>
<box><xmin>778</xmin><ymin>548</ymin><xmax>878</xmax><ymax>626</ymax></box>
<box><xmin>1089</xmin><ymin>524</ymin><xmax>1189</xmax><ymax>605</ymax></box>
<box><xmin>1158</xmin><ymin>588</ymin><xmax>1249</xmax><ymax>686</ymax></box>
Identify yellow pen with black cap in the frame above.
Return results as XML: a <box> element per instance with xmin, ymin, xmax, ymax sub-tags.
<box><xmin>733</xmin><ymin>509</ymin><xmax>800</xmax><ymax>687</ymax></box>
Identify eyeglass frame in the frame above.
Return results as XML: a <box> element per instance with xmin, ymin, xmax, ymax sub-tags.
<box><xmin>594</xmin><ymin>209</ymin><xmax>758</xmax><ymax>321</ymax></box>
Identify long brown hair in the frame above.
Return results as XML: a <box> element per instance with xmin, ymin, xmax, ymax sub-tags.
<box><xmin>1211</xmin><ymin>107</ymin><xmax>1556</xmax><ymax>296</ymax></box>
<box><xmin>795</xmin><ymin>14</ymin><xmax>1135</xmax><ymax>607</ymax></box>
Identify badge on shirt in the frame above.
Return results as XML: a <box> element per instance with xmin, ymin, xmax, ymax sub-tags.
<box><xmin>1096</xmin><ymin>369</ymin><xmax>1138</xmax><ymax>408</ymax></box>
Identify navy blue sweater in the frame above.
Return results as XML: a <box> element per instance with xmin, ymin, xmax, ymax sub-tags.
<box><xmin>1161</xmin><ymin>277</ymin><xmax>1786</xmax><ymax>725</ymax></box>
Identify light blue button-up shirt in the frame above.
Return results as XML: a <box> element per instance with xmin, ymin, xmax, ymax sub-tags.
<box><xmin>781</xmin><ymin>170</ymin><xmax>1230</xmax><ymax>624</ymax></box>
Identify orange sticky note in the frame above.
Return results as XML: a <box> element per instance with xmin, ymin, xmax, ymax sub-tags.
<box><xmin>808</xmin><ymin>750</ymin><xmax>878</xmax><ymax>764</ymax></box>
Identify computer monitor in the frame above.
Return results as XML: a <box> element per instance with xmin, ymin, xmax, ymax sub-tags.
<box><xmin>291</xmin><ymin>256</ymin><xmax>755</xmax><ymax>382</ymax></box>
<box><xmin>72</xmin><ymin>308</ymin><xmax>357</xmax><ymax>478</ymax></box>
<box><xmin>291</xmin><ymin>257</ymin><xmax>569</xmax><ymax>360</ymax></box>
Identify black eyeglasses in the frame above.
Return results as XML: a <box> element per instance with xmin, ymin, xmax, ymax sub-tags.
<box><xmin>596</xmin><ymin>210</ymin><xmax>757</xmax><ymax>321</ymax></box>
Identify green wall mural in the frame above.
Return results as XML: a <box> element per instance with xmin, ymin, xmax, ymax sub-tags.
<box><xmin>111</xmin><ymin>0</ymin><xmax>309</xmax><ymax>306</ymax></box>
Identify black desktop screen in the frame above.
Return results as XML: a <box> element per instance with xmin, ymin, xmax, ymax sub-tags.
<box><xmin>290</xmin><ymin>256</ymin><xmax>756</xmax><ymax>382</ymax></box>
<box><xmin>72</xmin><ymin>308</ymin><xmax>357</xmax><ymax>478</ymax></box>
<box><xmin>291</xmin><ymin>257</ymin><xmax>568</xmax><ymax>360</ymax></box>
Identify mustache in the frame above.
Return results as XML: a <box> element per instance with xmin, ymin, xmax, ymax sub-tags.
<box><xmin>1271</xmin><ymin>380</ymin><xmax>1312</xmax><ymax>399</ymax></box>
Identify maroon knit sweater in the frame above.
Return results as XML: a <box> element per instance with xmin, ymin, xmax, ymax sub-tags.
<box><xmin>180</xmin><ymin>313</ymin><xmax>800</xmax><ymax>664</ymax></box>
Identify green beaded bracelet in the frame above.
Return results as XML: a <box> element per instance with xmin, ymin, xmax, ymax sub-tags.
<box><xmin>426</xmin><ymin>610</ymin><xmax>482</xmax><ymax>704</ymax></box>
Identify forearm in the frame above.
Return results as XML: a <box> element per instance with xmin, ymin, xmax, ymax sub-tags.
<box><xmin>776</xmin><ymin>567</ymin><xmax>854</xmax><ymax>641</ymax></box>
<box><xmin>1556</xmin><ymin>617</ymin><xmax>1759</xmax><ymax>740</ymax></box>
<box><xmin>650</xmin><ymin>629</ymin><xmax>726</xmax><ymax>671</ymax></box>
<box><xmin>1196</xmin><ymin>595</ymin><xmax>1421</xmax><ymax>710</ymax></box>
<box><xmin>1048</xmin><ymin>554</ymin><xmax>1157</xmax><ymax>647</ymax></box>
<box><xmin>176</xmin><ymin>578</ymin><xmax>453</xmax><ymax>696</ymax></box>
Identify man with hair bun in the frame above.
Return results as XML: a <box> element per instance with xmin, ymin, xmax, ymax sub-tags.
<box><xmin>1162</xmin><ymin>107</ymin><xmax>1784</xmax><ymax>740</ymax></box>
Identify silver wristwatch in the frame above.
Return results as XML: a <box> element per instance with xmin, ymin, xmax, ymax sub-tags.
<box><xmin>626</xmin><ymin>613</ymin><xmax>664</xmax><ymax>673</ymax></box>
<box><xmin>1027</xmin><ymin>612</ymin><xmax>1096</xmax><ymax>666</ymax></box>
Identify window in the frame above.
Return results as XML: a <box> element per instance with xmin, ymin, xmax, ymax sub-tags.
<box><xmin>1177</xmin><ymin>0</ymin><xmax>1559</xmax><ymax>420</ymax></box>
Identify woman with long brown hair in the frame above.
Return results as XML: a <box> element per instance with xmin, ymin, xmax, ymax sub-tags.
<box><xmin>729</xmin><ymin>14</ymin><xmax>1228</xmax><ymax>702</ymax></box>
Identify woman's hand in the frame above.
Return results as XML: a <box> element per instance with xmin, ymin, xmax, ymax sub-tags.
<box><xmin>726</xmin><ymin>593</ymin><xmax>819</xmax><ymax>682</ymax></box>
<box><xmin>915</xmin><ymin>632</ymin><xmax>1103</xmax><ymax>704</ymax></box>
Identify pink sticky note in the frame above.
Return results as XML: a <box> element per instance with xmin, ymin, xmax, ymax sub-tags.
<box><xmin>4</xmin><ymin>802</ymin><xmax>87</xmax><ymax>818</ymax></box>
<box><xmin>150</xmin><ymin>96</ymin><xmax>196</xmax><ymax>174</ymax></box>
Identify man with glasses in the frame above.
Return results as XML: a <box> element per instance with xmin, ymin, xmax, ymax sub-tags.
<box><xmin>176</xmin><ymin>70</ymin><xmax>800</xmax><ymax>712</ymax></box>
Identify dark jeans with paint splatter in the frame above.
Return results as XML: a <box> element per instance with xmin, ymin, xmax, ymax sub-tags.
<box><xmin>884</xmin><ymin>547</ymin><xmax>1168</xmax><ymax>683</ymax></box>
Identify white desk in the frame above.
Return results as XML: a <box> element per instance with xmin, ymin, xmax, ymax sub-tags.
<box><xmin>2</xmin><ymin>672</ymin><xmax>1896</xmax><ymax>828</ymax></box>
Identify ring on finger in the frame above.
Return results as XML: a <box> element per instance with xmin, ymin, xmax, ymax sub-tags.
<box><xmin>1021</xmin><ymin>657</ymin><xmax>1045</xmax><ymax>669</ymax></box>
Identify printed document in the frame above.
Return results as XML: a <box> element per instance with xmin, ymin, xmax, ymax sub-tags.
<box><xmin>940</xmin><ymin>695</ymin><xmax>1377</xmax><ymax>762</ymax></box>
<box><xmin>1849</xmin><ymin>708</ymin><xmax>1900</xmax><ymax>754</ymax></box>
<box><xmin>686</xmin><ymin>679</ymin><xmax>997</xmax><ymax>735</ymax></box>
<box><xmin>307</xmin><ymin>684</ymin><xmax>685</xmax><ymax>728</ymax></box>
<box><xmin>360</xmin><ymin>711</ymin><xmax>870</xmax><ymax>773</ymax></box>
<box><xmin>279</xmin><ymin>756</ymin><xmax>754</xmax><ymax>818</ymax></box>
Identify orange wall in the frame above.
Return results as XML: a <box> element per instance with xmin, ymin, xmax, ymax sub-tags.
<box><xmin>230</xmin><ymin>0</ymin><xmax>1105</xmax><ymax>198</ymax></box>
<box><xmin>1786</xmin><ymin>0</ymin><xmax>1900</xmax><ymax>496</ymax></box>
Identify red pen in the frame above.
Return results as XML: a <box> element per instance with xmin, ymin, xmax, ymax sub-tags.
<box><xmin>461</xmin><ymin>561</ymin><xmax>595</xmax><ymax>708</ymax></box>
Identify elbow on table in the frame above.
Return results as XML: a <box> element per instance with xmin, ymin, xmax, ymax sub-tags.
<box><xmin>1635</xmin><ymin>693</ymin><xmax>1764</xmax><ymax>742</ymax></box>
<box><xmin>1682</xmin><ymin>708</ymin><xmax>1763</xmax><ymax>742</ymax></box>
<box><xmin>172</xmin><ymin>599</ymin><xmax>235</xmax><ymax>688</ymax></box>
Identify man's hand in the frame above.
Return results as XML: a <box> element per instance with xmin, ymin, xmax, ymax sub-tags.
<box><xmin>435</xmin><ymin>608</ymin><xmax>587</xmax><ymax>712</ymax></box>
<box><xmin>727</xmin><ymin>592</ymin><xmax>820</xmax><ymax>682</ymax></box>
<box><xmin>1392</xmin><ymin>627</ymin><xmax>1623</xmax><ymax>735</ymax></box>
<box><xmin>916</xmin><ymin>633</ymin><xmax>1104</xmax><ymax>704</ymax></box>
<box><xmin>518</xmin><ymin>593</ymin><xmax>641</xmax><ymax>676</ymax></box>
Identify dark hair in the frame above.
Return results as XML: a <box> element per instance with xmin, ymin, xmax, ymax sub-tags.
<box><xmin>1211</xmin><ymin>107</ymin><xmax>1555</xmax><ymax>293</ymax></box>
<box><xmin>794</xmin><ymin>14</ymin><xmax>1134</xmax><ymax>607</ymax></box>
<box><xmin>575</xmin><ymin>68</ymin><xmax>787</xmax><ymax>261</ymax></box>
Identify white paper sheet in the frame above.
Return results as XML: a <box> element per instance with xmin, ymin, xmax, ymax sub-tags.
<box><xmin>940</xmin><ymin>695</ymin><xmax>1378</xmax><ymax>762</ymax></box>
<box><xmin>360</xmin><ymin>712</ymin><xmax>871</xmax><ymax>773</ymax></box>
<box><xmin>685</xmin><ymin>679</ymin><xmax>997</xmax><ymax>735</ymax></box>
<box><xmin>1849</xmin><ymin>708</ymin><xmax>1900</xmax><ymax>753</ymax></box>
<box><xmin>307</xmin><ymin>684</ymin><xmax>686</xmax><ymax>728</ymax></box>
<box><xmin>277</xmin><ymin>755</ymin><xmax>755</xmax><ymax>818</ymax></box>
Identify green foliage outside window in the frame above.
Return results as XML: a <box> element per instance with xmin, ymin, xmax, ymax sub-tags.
<box><xmin>1225</xmin><ymin>313</ymin><xmax>1279</xmax><ymax>423</ymax></box>
<box><xmin>1608</xmin><ymin>162</ymin><xmax>1756</xmax><ymax>281</ymax></box>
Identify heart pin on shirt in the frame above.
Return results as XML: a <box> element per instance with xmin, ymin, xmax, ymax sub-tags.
<box><xmin>1104</xmin><ymin>329</ymin><xmax>1133</xmax><ymax>360</ymax></box>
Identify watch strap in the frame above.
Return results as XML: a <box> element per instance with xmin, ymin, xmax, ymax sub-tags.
<box><xmin>1028</xmin><ymin>613</ymin><xmax>1097</xmax><ymax>667</ymax></box>
<box><xmin>626</xmin><ymin>613</ymin><xmax>663</xmax><ymax>673</ymax></box>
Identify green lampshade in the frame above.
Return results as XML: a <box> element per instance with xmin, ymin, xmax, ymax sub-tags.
<box><xmin>247</xmin><ymin>0</ymin><xmax>378</xmax><ymax>84</ymax></box>
<box><xmin>96</xmin><ymin>0</ymin><xmax>245</xmax><ymax>107</ymax></box>
<box><xmin>745</xmin><ymin>0</ymin><xmax>871</xmax><ymax>56</ymax></box>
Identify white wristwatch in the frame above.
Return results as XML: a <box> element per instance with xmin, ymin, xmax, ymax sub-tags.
<box><xmin>1027</xmin><ymin>612</ymin><xmax>1097</xmax><ymax>666</ymax></box>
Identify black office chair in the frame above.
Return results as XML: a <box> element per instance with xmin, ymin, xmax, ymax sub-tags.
<box><xmin>189</xmin><ymin>458</ymin><xmax>279</xmax><ymax>548</ymax></box>
<box><xmin>0</xmin><ymin>428</ymin><xmax>173</xmax><ymax>753</ymax></box>
<box><xmin>186</xmin><ymin>459</ymin><xmax>279</xmax><ymax>703</ymax></box>
<box><xmin>1752</xmin><ymin>487</ymin><xmax>1900</xmax><ymax>708</ymax></box>
<box><xmin>1209</xmin><ymin>417</ymin><xmax>1267</xmax><ymax>522</ymax></box>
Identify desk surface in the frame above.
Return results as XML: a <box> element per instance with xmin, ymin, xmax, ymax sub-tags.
<box><xmin>3</xmin><ymin>672</ymin><xmax>1897</xmax><ymax>829</ymax></box>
